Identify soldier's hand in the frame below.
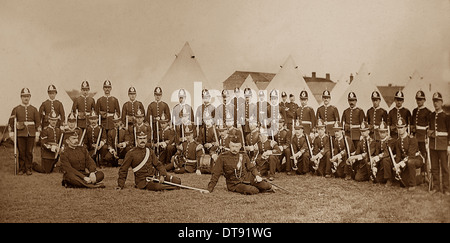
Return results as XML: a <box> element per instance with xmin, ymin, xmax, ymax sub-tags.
<box><xmin>83</xmin><ymin>177</ymin><xmax>92</xmax><ymax>184</ymax></box>
<box><xmin>159</xmin><ymin>175</ymin><xmax>165</xmax><ymax>184</ymax></box>
<box><xmin>89</xmin><ymin>172</ymin><xmax>97</xmax><ymax>183</ymax></box>
<box><xmin>255</xmin><ymin>175</ymin><xmax>263</xmax><ymax>183</ymax></box>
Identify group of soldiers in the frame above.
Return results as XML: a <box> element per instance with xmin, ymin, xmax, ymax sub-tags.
<box><xmin>7</xmin><ymin>79</ymin><xmax>450</xmax><ymax>195</ymax></box>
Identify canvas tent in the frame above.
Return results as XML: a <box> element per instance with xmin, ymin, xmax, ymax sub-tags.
<box><xmin>144</xmin><ymin>42</ymin><xmax>219</xmax><ymax>111</ymax></box>
<box><xmin>334</xmin><ymin>63</ymin><xmax>389</xmax><ymax>113</ymax></box>
<box><xmin>330</xmin><ymin>74</ymin><xmax>350</xmax><ymax>103</ymax></box>
<box><xmin>264</xmin><ymin>55</ymin><xmax>319</xmax><ymax>110</ymax></box>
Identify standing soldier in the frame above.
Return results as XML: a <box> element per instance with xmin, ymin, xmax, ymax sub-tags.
<box><xmin>410</xmin><ymin>90</ymin><xmax>431</xmax><ymax>179</ymax></box>
<box><xmin>291</xmin><ymin>120</ymin><xmax>311</xmax><ymax>175</ymax></box>
<box><xmin>147</xmin><ymin>87</ymin><xmax>171</xmax><ymax>143</ymax></box>
<box><xmin>116</xmin><ymin>131</ymin><xmax>181</xmax><ymax>191</ymax></box>
<box><xmin>330</xmin><ymin>121</ymin><xmax>355</xmax><ymax>180</ymax></box>
<box><xmin>33</xmin><ymin>111</ymin><xmax>62</xmax><ymax>173</ymax></box>
<box><xmin>39</xmin><ymin>84</ymin><xmax>66</xmax><ymax>129</ymax></box>
<box><xmin>388</xmin><ymin>90</ymin><xmax>411</xmax><ymax>139</ymax></box>
<box><xmin>279</xmin><ymin>91</ymin><xmax>288</xmax><ymax>115</ymax></box>
<box><xmin>233</xmin><ymin>87</ymin><xmax>245</xmax><ymax>128</ymax></box>
<box><xmin>9</xmin><ymin>88</ymin><xmax>41</xmax><ymax>175</ymax></box>
<box><xmin>96</xmin><ymin>80</ymin><xmax>121</xmax><ymax>134</ymax></box>
<box><xmin>256</xmin><ymin>90</ymin><xmax>271</xmax><ymax>128</ymax></box>
<box><xmin>215</xmin><ymin>89</ymin><xmax>235</xmax><ymax>128</ymax></box>
<box><xmin>342</xmin><ymin>91</ymin><xmax>366</xmax><ymax>148</ymax></box>
<box><xmin>195</xmin><ymin>88</ymin><xmax>216</xmax><ymax>137</ymax></box>
<box><xmin>316</xmin><ymin>89</ymin><xmax>340</xmax><ymax>136</ymax></box>
<box><xmin>394</xmin><ymin>117</ymin><xmax>423</xmax><ymax>191</ymax></box>
<box><xmin>104</xmin><ymin>114</ymin><xmax>131</xmax><ymax>167</ymax></box>
<box><xmin>347</xmin><ymin>121</ymin><xmax>379</xmax><ymax>182</ymax></box>
<box><xmin>172</xmin><ymin>89</ymin><xmax>194</xmax><ymax>137</ymax></box>
<box><xmin>295</xmin><ymin>90</ymin><xmax>316</xmax><ymax>136</ymax></box>
<box><xmin>239</xmin><ymin>88</ymin><xmax>257</xmax><ymax>139</ymax></box>
<box><xmin>366</xmin><ymin>91</ymin><xmax>388</xmax><ymax>141</ymax></box>
<box><xmin>310</xmin><ymin>120</ymin><xmax>332</xmax><ymax>178</ymax></box>
<box><xmin>60</xmin><ymin>130</ymin><xmax>105</xmax><ymax>189</ymax></box>
<box><xmin>84</xmin><ymin>110</ymin><xmax>107</xmax><ymax>166</ymax></box>
<box><xmin>72</xmin><ymin>81</ymin><xmax>96</xmax><ymax>130</ymax></box>
<box><xmin>428</xmin><ymin>92</ymin><xmax>450</xmax><ymax>195</ymax></box>
<box><xmin>269</xmin><ymin>89</ymin><xmax>286</xmax><ymax>128</ymax></box>
<box><xmin>121</xmin><ymin>86</ymin><xmax>145</xmax><ymax>130</ymax></box>
<box><xmin>285</xmin><ymin>94</ymin><xmax>298</xmax><ymax>132</ymax></box>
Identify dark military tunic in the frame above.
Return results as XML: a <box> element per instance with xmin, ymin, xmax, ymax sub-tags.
<box><xmin>208</xmin><ymin>151</ymin><xmax>270</xmax><ymax>194</ymax></box>
<box><xmin>118</xmin><ymin>146</ymin><xmax>167</xmax><ymax>189</ymax></box>
<box><xmin>295</xmin><ymin>105</ymin><xmax>316</xmax><ymax>135</ymax></box>
<box><xmin>387</xmin><ymin>106</ymin><xmax>411</xmax><ymax>138</ymax></box>
<box><xmin>96</xmin><ymin>95</ymin><xmax>120</xmax><ymax>131</ymax></box>
<box><xmin>121</xmin><ymin>100</ymin><xmax>145</xmax><ymax>126</ymax></box>
<box><xmin>316</xmin><ymin>105</ymin><xmax>340</xmax><ymax>134</ymax></box>
<box><xmin>394</xmin><ymin>134</ymin><xmax>423</xmax><ymax>187</ymax></box>
<box><xmin>366</xmin><ymin>107</ymin><xmax>388</xmax><ymax>141</ymax></box>
<box><xmin>341</xmin><ymin>107</ymin><xmax>365</xmax><ymax>143</ymax></box>
<box><xmin>72</xmin><ymin>95</ymin><xmax>95</xmax><ymax>129</ymax></box>
<box><xmin>353</xmin><ymin>137</ymin><xmax>379</xmax><ymax>181</ymax></box>
<box><xmin>39</xmin><ymin>99</ymin><xmax>65</xmax><ymax>128</ymax></box>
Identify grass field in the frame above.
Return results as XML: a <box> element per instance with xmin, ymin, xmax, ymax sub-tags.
<box><xmin>0</xmin><ymin>143</ymin><xmax>449</xmax><ymax>223</ymax></box>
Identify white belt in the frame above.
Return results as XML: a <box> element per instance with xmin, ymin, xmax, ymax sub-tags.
<box><xmin>301</xmin><ymin>121</ymin><xmax>312</xmax><ymax>125</ymax></box>
<box><xmin>415</xmin><ymin>125</ymin><xmax>428</xmax><ymax>130</ymax></box>
<box><xmin>107</xmin><ymin>113</ymin><xmax>115</xmax><ymax>117</ymax></box>
<box><xmin>436</xmin><ymin>132</ymin><xmax>448</xmax><ymax>136</ymax></box>
<box><xmin>186</xmin><ymin>159</ymin><xmax>197</xmax><ymax>163</ymax></box>
<box><xmin>350</xmin><ymin>125</ymin><xmax>360</xmax><ymax>129</ymax></box>
<box><xmin>24</xmin><ymin>121</ymin><xmax>35</xmax><ymax>125</ymax></box>
<box><xmin>325</xmin><ymin>121</ymin><xmax>335</xmax><ymax>125</ymax></box>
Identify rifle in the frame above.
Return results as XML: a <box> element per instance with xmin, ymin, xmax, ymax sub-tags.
<box><xmin>54</xmin><ymin>131</ymin><xmax>64</xmax><ymax>160</ymax></box>
<box><xmin>133</xmin><ymin>126</ymin><xmax>137</xmax><ymax>147</ymax></box>
<box><xmin>196</xmin><ymin>122</ymin><xmax>202</xmax><ymax>175</ymax></box>
<box><xmin>388</xmin><ymin>146</ymin><xmax>405</xmax><ymax>186</ymax></box>
<box><xmin>112</xmin><ymin>127</ymin><xmax>119</xmax><ymax>159</ymax></box>
<box><xmin>156</xmin><ymin>119</ymin><xmax>160</xmax><ymax>159</ymax></box>
<box><xmin>425</xmin><ymin>136</ymin><xmax>433</xmax><ymax>191</ymax></box>
<box><xmin>329</xmin><ymin>132</ymin><xmax>336</xmax><ymax>173</ymax></box>
<box><xmin>13</xmin><ymin>117</ymin><xmax>18</xmax><ymax>175</ymax></box>
<box><xmin>305</xmin><ymin>133</ymin><xmax>317</xmax><ymax>169</ymax></box>
<box><xmin>146</xmin><ymin>176</ymin><xmax>209</xmax><ymax>193</ymax></box>
<box><xmin>78</xmin><ymin>128</ymin><xmax>86</xmax><ymax>146</ymax></box>
<box><xmin>290</xmin><ymin>120</ymin><xmax>298</xmax><ymax>170</ymax></box>
<box><xmin>93</xmin><ymin>127</ymin><xmax>103</xmax><ymax>166</ymax></box>
<box><xmin>366</xmin><ymin>137</ymin><xmax>376</xmax><ymax>182</ymax></box>
<box><xmin>343</xmin><ymin>136</ymin><xmax>354</xmax><ymax>173</ymax></box>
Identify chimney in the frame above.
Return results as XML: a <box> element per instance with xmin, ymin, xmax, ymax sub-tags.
<box><xmin>349</xmin><ymin>73</ymin><xmax>353</xmax><ymax>83</ymax></box>
<box><xmin>312</xmin><ymin>72</ymin><xmax>316</xmax><ymax>79</ymax></box>
<box><xmin>326</xmin><ymin>73</ymin><xmax>330</xmax><ymax>80</ymax></box>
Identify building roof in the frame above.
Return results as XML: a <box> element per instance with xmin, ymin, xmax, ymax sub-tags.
<box><xmin>222</xmin><ymin>71</ymin><xmax>275</xmax><ymax>90</ymax></box>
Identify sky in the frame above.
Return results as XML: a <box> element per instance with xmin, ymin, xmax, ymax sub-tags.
<box><xmin>1</xmin><ymin>0</ymin><xmax>449</xmax><ymax>121</ymax></box>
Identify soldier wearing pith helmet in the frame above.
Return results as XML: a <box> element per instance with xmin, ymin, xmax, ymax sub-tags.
<box><xmin>72</xmin><ymin>81</ymin><xmax>96</xmax><ymax>130</ymax></box>
<box><xmin>316</xmin><ymin>89</ymin><xmax>340</xmax><ymax>135</ymax></box>
<box><xmin>388</xmin><ymin>90</ymin><xmax>411</xmax><ymax>139</ymax></box>
<box><xmin>366</xmin><ymin>90</ymin><xmax>388</xmax><ymax>141</ymax></box>
<box><xmin>121</xmin><ymin>86</ymin><xmax>145</xmax><ymax>130</ymax></box>
<box><xmin>411</xmin><ymin>90</ymin><xmax>431</xmax><ymax>170</ymax></box>
<box><xmin>9</xmin><ymin>88</ymin><xmax>41</xmax><ymax>175</ymax></box>
<box><xmin>427</xmin><ymin>92</ymin><xmax>450</xmax><ymax>195</ymax></box>
<box><xmin>96</xmin><ymin>80</ymin><xmax>121</xmax><ymax>133</ymax></box>
<box><xmin>295</xmin><ymin>90</ymin><xmax>316</xmax><ymax>135</ymax></box>
<box><xmin>147</xmin><ymin>86</ymin><xmax>171</xmax><ymax>142</ymax></box>
<box><xmin>341</xmin><ymin>91</ymin><xmax>365</xmax><ymax>148</ymax></box>
<box><xmin>39</xmin><ymin>84</ymin><xmax>66</xmax><ymax>129</ymax></box>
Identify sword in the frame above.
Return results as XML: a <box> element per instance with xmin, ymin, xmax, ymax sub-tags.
<box><xmin>145</xmin><ymin>176</ymin><xmax>209</xmax><ymax>193</ymax></box>
<box><xmin>262</xmin><ymin>178</ymin><xmax>293</xmax><ymax>194</ymax></box>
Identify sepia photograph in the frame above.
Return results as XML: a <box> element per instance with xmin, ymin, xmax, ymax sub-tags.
<box><xmin>0</xmin><ymin>0</ymin><xmax>449</xmax><ymax>230</ymax></box>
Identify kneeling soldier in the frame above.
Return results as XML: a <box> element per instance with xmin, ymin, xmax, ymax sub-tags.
<box><xmin>33</xmin><ymin>111</ymin><xmax>63</xmax><ymax>173</ymax></box>
<box><xmin>172</xmin><ymin>124</ymin><xmax>204</xmax><ymax>173</ymax></box>
<box><xmin>60</xmin><ymin>130</ymin><xmax>105</xmax><ymax>188</ymax></box>
<box><xmin>330</xmin><ymin>121</ymin><xmax>355</xmax><ymax>180</ymax></box>
<box><xmin>208</xmin><ymin>133</ymin><xmax>274</xmax><ymax>195</ymax></box>
<box><xmin>291</xmin><ymin>120</ymin><xmax>311</xmax><ymax>175</ymax></box>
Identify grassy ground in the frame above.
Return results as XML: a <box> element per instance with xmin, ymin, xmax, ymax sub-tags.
<box><xmin>0</xmin><ymin>144</ymin><xmax>449</xmax><ymax>223</ymax></box>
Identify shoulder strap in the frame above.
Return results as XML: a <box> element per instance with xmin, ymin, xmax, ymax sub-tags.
<box><xmin>132</xmin><ymin>148</ymin><xmax>150</xmax><ymax>173</ymax></box>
